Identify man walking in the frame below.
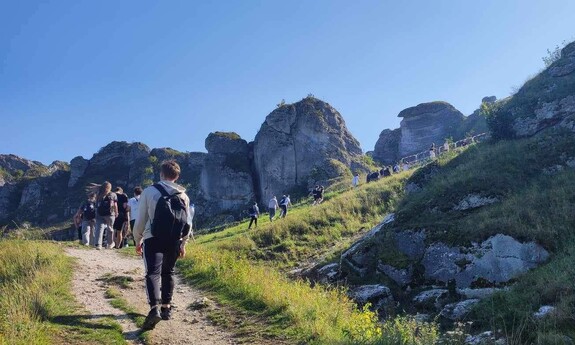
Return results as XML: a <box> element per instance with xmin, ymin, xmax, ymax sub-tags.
<box><xmin>352</xmin><ymin>173</ymin><xmax>360</xmax><ymax>188</ymax></box>
<box><xmin>268</xmin><ymin>196</ymin><xmax>279</xmax><ymax>222</ymax></box>
<box><xmin>248</xmin><ymin>201</ymin><xmax>259</xmax><ymax>229</ymax></box>
<box><xmin>134</xmin><ymin>160</ymin><xmax>192</xmax><ymax>331</ymax></box>
<box><xmin>279</xmin><ymin>194</ymin><xmax>292</xmax><ymax>218</ymax></box>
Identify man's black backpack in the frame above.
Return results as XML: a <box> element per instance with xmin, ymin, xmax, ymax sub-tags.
<box><xmin>97</xmin><ymin>194</ymin><xmax>114</xmax><ymax>216</ymax></box>
<box><xmin>151</xmin><ymin>184</ymin><xmax>189</xmax><ymax>242</ymax></box>
<box><xmin>82</xmin><ymin>201</ymin><xmax>96</xmax><ymax>221</ymax></box>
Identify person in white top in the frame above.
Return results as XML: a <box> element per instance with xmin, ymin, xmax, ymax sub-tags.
<box><xmin>268</xmin><ymin>196</ymin><xmax>279</xmax><ymax>222</ymax></box>
<box><xmin>126</xmin><ymin>186</ymin><xmax>143</xmax><ymax>247</ymax></box>
<box><xmin>352</xmin><ymin>173</ymin><xmax>360</xmax><ymax>188</ymax></box>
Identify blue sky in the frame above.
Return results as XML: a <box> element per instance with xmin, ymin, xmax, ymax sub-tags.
<box><xmin>1</xmin><ymin>0</ymin><xmax>574</xmax><ymax>165</ymax></box>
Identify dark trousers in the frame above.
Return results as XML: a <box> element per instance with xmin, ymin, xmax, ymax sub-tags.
<box><xmin>248</xmin><ymin>216</ymin><xmax>257</xmax><ymax>228</ymax></box>
<box><xmin>280</xmin><ymin>205</ymin><xmax>288</xmax><ymax>218</ymax></box>
<box><xmin>143</xmin><ymin>238</ymin><xmax>180</xmax><ymax>308</ymax></box>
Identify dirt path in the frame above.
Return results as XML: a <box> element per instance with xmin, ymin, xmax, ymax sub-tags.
<box><xmin>66</xmin><ymin>247</ymin><xmax>236</xmax><ymax>345</ymax></box>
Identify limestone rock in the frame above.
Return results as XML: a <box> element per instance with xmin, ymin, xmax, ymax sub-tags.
<box><xmin>349</xmin><ymin>284</ymin><xmax>394</xmax><ymax>316</ymax></box>
<box><xmin>68</xmin><ymin>156</ymin><xmax>89</xmax><ymax>187</ymax></box>
<box><xmin>394</xmin><ymin>230</ymin><xmax>426</xmax><ymax>260</ymax></box>
<box><xmin>457</xmin><ymin>288</ymin><xmax>504</xmax><ymax>300</ymax></box>
<box><xmin>253</xmin><ymin>97</ymin><xmax>366</xmax><ymax>201</ymax></box>
<box><xmin>200</xmin><ymin>132</ymin><xmax>255</xmax><ymax>216</ymax></box>
<box><xmin>89</xmin><ymin>141</ymin><xmax>150</xmax><ymax>167</ymax></box>
<box><xmin>317</xmin><ymin>263</ymin><xmax>340</xmax><ymax>283</ymax></box>
<box><xmin>453</xmin><ymin>194</ymin><xmax>499</xmax><ymax>211</ymax></box>
<box><xmin>377</xmin><ymin>263</ymin><xmax>413</xmax><ymax>287</ymax></box>
<box><xmin>423</xmin><ymin>235</ymin><xmax>550</xmax><ymax>288</ymax></box>
<box><xmin>0</xmin><ymin>154</ymin><xmax>43</xmax><ymax>174</ymax></box>
<box><xmin>533</xmin><ymin>306</ymin><xmax>556</xmax><ymax>319</ymax></box>
<box><xmin>372</xmin><ymin>128</ymin><xmax>401</xmax><ymax>165</ymax></box>
<box><xmin>412</xmin><ymin>289</ymin><xmax>448</xmax><ymax>309</ymax></box>
<box><xmin>440</xmin><ymin>299</ymin><xmax>480</xmax><ymax>321</ymax></box>
<box><xmin>465</xmin><ymin>331</ymin><xmax>497</xmax><ymax>345</ymax></box>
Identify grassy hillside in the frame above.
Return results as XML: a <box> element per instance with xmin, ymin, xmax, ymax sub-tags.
<box><xmin>0</xmin><ymin>240</ymin><xmax>126</xmax><ymax>345</ymax></box>
<box><xmin>180</xmin><ymin>128</ymin><xmax>575</xmax><ymax>344</ymax></box>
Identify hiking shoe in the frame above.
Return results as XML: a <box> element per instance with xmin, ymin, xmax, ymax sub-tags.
<box><xmin>160</xmin><ymin>306</ymin><xmax>172</xmax><ymax>320</ymax></box>
<box><xmin>142</xmin><ymin>307</ymin><xmax>162</xmax><ymax>331</ymax></box>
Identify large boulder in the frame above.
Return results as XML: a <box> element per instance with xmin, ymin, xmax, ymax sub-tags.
<box><xmin>200</xmin><ymin>132</ymin><xmax>255</xmax><ymax>216</ymax></box>
<box><xmin>253</xmin><ymin>97</ymin><xmax>366</xmax><ymax>201</ymax></box>
<box><xmin>372</xmin><ymin>128</ymin><xmax>401</xmax><ymax>165</ymax></box>
<box><xmin>422</xmin><ymin>234</ymin><xmax>550</xmax><ymax>288</ymax></box>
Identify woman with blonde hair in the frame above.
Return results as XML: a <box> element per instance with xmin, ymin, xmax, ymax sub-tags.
<box><xmin>88</xmin><ymin>181</ymin><xmax>118</xmax><ymax>249</ymax></box>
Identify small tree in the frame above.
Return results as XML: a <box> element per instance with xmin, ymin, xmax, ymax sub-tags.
<box><xmin>276</xmin><ymin>99</ymin><xmax>286</xmax><ymax>108</ymax></box>
<box><xmin>542</xmin><ymin>40</ymin><xmax>567</xmax><ymax>68</ymax></box>
<box><xmin>480</xmin><ymin>100</ymin><xmax>514</xmax><ymax>140</ymax></box>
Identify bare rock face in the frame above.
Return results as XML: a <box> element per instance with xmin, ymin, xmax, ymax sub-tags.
<box><xmin>373</xmin><ymin>101</ymin><xmax>488</xmax><ymax>164</ymax></box>
<box><xmin>0</xmin><ymin>154</ymin><xmax>44</xmax><ymax>174</ymax></box>
<box><xmin>89</xmin><ymin>141</ymin><xmax>150</xmax><ymax>167</ymax></box>
<box><xmin>68</xmin><ymin>156</ymin><xmax>89</xmax><ymax>187</ymax></box>
<box><xmin>372</xmin><ymin>128</ymin><xmax>401</xmax><ymax>165</ymax></box>
<box><xmin>200</xmin><ymin>132</ymin><xmax>255</xmax><ymax>216</ymax></box>
<box><xmin>253</xmin><ymin>97</ymin><xmax>365</xmax><ymax>200</ymax></box>
<box><xmin>398</xmin><ymin>102</ymin><xmax>465</xmax><ymax>157</ymax></box>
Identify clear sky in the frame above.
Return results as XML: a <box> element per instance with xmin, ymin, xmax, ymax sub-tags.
<box><xmin>1</xmin><ymin>0</ymin><xmax>574</xmax><ymax>165</ymax></box>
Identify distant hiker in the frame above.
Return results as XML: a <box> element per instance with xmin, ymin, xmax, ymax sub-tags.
<box><xmin>113</xmin><ymin>187</ymin><xmax>130</xmax><ymax>249</ymax></box>
<box><xmin>393</xmin><ymin>164</ymin><xmax>400</xmax><ymax>173</ymax></box>
<box><xmin>401</xmin><ymin>161</ymin><xmax>410</xmax><ymax>171</ymax></box>
<box><xmin>429</xmin><ymin>143</ymin><xmax>436</xmax><ymax>159</ymax></box>
<box><xmin>352</xmin><ymin>173</ymin><xmax>360</xmax><ymax>188</ymax></box>
<box><xmin>443</xmin><ymin>140</ymin><xmax>450</xmax><ymax>153</ymax></box>
<box><xmin>127</xmin><ymin>186</ymin><xmax>143</xmax><ymax>247</ymax></box>
<box><xmin>89</xmin><ymin>181</ymin><xmax>118</xmax><ymax>250</ymax></box>
<box><xmin>381</xmin><ymin>166</ymin><xmax>391</xmax><ymax>177</ymax></box>
<box><xmin>73</xmin><ymin>207</ymin><xmax>83</xmax><ymax>244</ymax></box>
<box><xmin>77</xmin><ymin>192</ymin><xmax>97</xmax><ymax>246</ymax></box>
<box><xmin>248</xmin><ymin>202</ymin><xmax>260</xmax><ymax>229</ymax></box>
<box><xmin>279</xmin><ymin>195</ymin><xmax>292</xmax><ymax>218</ymax></box>
<box><xmin>367</xmin><ymin>171</ymin><xmax>379</xmax><ymax>183</ymax></box>
<box><xmin>268</xmin><ymin>196</ymin><xmax>279</xmax><ymax>221</ymax></box>
<box><xmin>133</xmin><ymin>160</ymin><xmax>192</xmax><ymax>331</ymax></box>
<box><xmin>312</xmin><ymin>186</ymin><xmax>324</xmax><ymax>205</ymax></box>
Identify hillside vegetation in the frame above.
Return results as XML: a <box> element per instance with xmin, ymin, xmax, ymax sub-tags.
<box><xmin>0</xmin><ymin>240</ymin><xmax>126</xmax><ymax>345</ymax></box>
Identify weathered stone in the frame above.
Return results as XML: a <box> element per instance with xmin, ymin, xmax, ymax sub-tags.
<box><xmin>89</xmin><ymin>141</ymin><xmax>150</xmax><ymax>167</ymax></box>
<box><xmin>377</xmin><ymin>263</ymin><xmax>413</xmax><ymax>287</ymax></box>
<box><xmin>533</xmin><ymin>305</ymin><xmax>556</xmax><ymax>319</ymax></box>
<box><xmin>457</xmin><ymin>288</ymin><xmax>504</xmax><ymax>300</ymax></box>
<box><xmin>253</xmin><ymin>97</ymin><xmax>366</xmax><ymax>201</ymax></box>
<box><xmin>372</xmin><ymin>128</ymin><xmax>401</xmax><ymax>165</ymax></box>
<box><xmin>200</xmin><ymin>132</ymin><xmax>255</xmax><ymax>216</ymax></box>
<box><xmin>453</xmin><ymin>194</ymin><xmax>499</xmax><ymax>211</ymax></box>
<box><xmin>482</xmin><ymin>96</ymin><xmax>497</xmax><ymax>104</ymax></box>
<box><xmin>412</xmin><ymin>289</ymin><xmax>448</xmax><ymax>309</ymax></box>
<box><xmin>394</xmin><ymin>230</ymin><xmax>426</xmax><ymax>260</ymax></box>
<box><xmin>465</xmin><ymin>331</ymin><xmax>496</xmax><ymax>345</ymax></box>
<box><xmin>349</xmin><ymin>284</ymin><xmax>394</xmax><ymax>315</ymax></box>
<box><xmin>423</xmin><ymin>235</ymin><xmax>550</xmax><ymax>288</ymax></box>
<box><xmin>440</xmin><ymin>299</ymin><xmax>480</xmax><ymax>321</ymax></box>
<box><xmin>0</xmin><ymin>154</ymin><xmax>43</xmax><ymax>174</ymax></box>
<box><xmin>317</xmin><ymin>263</ymin><xmax>340</xmax><ymax>283</ymax></box>
<box><xmin>68</xmin><ymin>156</ymin><xmax>89</xmax><ymax>187</ymax></box>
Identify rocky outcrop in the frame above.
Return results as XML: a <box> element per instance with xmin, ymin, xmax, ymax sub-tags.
<box><xmin>200</xmin><ymin>132</ymin><xmax>255</xmax><ymax>216</ymax></box>
<box><xmin>0</xmin><ymin>154</ymin><xmax>43</xmax><ymax>174</ymax></box>
<box><xmin>372</xmin><ymin>101</ymin><xmax>488</xmax><ymax>164</ymax></box>
<box><xmin>253</xmin><ymin>97</ymin><xmax>366</xmax><ymax>201</ymax></box>
<box><xmin>440</xmin><ymin>299</ymin><xmax>480</xmax><ymax>321</ymax></box>
<box><xmin>68</xmin><ymin>156</ymin><xmax>89</xmax><ymax>187</ymax></box>
<box><xmin>422</xmin><ymin>234</ymin><xmax>549</xmax><ymax>288</ymax></box>
<box><xmin>348</xmin><ymin>284</ymin><xmax>394</xmax><ymax>317</ymax></box>
<box><xmin>501</xmin><ymin>41</ymin><xmax>575</xmax><ymax>137</ymax></box>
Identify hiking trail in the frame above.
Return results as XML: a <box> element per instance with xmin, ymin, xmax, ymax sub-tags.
<box><xmin>66</xmin><ymin>247</ymin><xmax>236</xmax><ymax>345</ymax></box>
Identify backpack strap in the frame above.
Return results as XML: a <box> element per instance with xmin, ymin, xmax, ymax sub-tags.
<box><xmin>153</xmin><ymin>183</ymin><xmax>181</xmax><ymax>198</ymax></box>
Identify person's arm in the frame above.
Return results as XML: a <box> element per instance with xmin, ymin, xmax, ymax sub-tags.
<box><xmin>134</xmin><ymin>191</ymin><xmax>150</xmax><ymax>254</ymax></box>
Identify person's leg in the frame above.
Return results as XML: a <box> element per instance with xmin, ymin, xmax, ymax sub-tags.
<box><xmin>142</xmin><ymin>239</ymin><xmax>163</xmax><ymax>329</ymax></box>
<box><xmin>105</xmin><ymin>216</ymin><xmax>115</xmax><ymax>248</ymax></box>
<box><xmin>248</xmin><ymin>217</ymin><xmax>254</xmax><ymax>229</ymax></box>
<box><xmin>88</xmin><ymin>220</ymin><xmax>95</xmax><ymax>246</ymax></box>
<box><xmin>81</xmin><ymin>221</ymin><xmax>90</xmax><ymax>245</ymax></box>
<box><xmin>159</xmin><ymin>241</ymin><xmax>180</xmax><ymax>320</ymax></box>
<box><xmin>129</xmin><ymin>220</ymin><xmax>136</xmax><ymax>246</ymax></box>
<box><xmin>94</xmin><ymin>217</ymin><xmax>104</xmax><ymax>249</ymax></box>
<box><xmin>254</xmin><ymin>217</ymin><xmax>257</xmax><ymax>228</ymax></box>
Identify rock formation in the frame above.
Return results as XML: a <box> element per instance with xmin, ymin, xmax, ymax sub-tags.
<box><xmin>253</xmin><ymin>97</ymin><xmax>367</xmax><ymax>201</ymax></box>
<box><xmin>200</xmin><ymin>132</ymin><xmax>255</xmax><ymax>216</ymax></box>
<box><xmin>372</xmin><ymin>100</ymin><xmax>489</xmax><ymax>165</ymax></box>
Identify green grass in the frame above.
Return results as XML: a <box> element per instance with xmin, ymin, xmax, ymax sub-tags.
<box><xmin>104</xmin><ymin>287</ymin><xmax>149</xmax><ymax>343</ymax></box>
<box><xmin>0</xmin><ymin>240</ymin><xmax>127</xmax><ymax>345</ymax></box>
<box><xmin>179</xmin><ymin>245</ymin><xmax>438</xmax><ymax>345</ymax></box>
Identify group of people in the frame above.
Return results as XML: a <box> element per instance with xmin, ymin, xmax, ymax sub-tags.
<box><xmin>73</xmin><ymin>160</ymin><xmax>194</xmax><ymax>331</ymax></box>
<box><xmin>365</xmin><ymin>163</ymin><xmax>404</xmax><ymax>183</ymax></box>
<box><xmin>73</xmin><ymin>184</ymin><xmax>142</xmax><ymax>250</ymax></box>
<box><xmin>247</xmin><ymin>194</ymin><xmax>293</xmax><ymax>229</ymax></box>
